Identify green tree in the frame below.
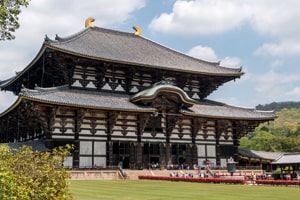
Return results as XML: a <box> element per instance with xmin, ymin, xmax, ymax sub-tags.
<box><xmin>240</xmin><ymin>107</ymin><xmax>300</xmax><ymax>152</ymax></box>
<box><xmin>0</xmin><ymin>0</ymin><xmax>30</xmax><ymax>40</ymax></box>
<box><xmin>0</xmin><ymin>144</ymin><xmax>73</xmax><ymax>200</ymax></box>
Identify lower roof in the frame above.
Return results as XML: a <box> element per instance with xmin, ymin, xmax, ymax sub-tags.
<box><xmin>1</xmin><ymin>85</ymin><xmax>275</xmax><ymax>121</ymax></box>
<box><xmin>183</xmin><ymin>100</ymin><xmax>275</xmax><ymax>120</ymax></box>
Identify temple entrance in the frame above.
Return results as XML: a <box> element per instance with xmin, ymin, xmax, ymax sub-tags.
<box><xmin>119</xmin><ymin>156</ymin><xmax>130</xmax><ymax>169</ymax></box>
<box><xmin>179</xmin><ymin>157</ymin><xmax>186</xmax><ymax>165</ymax></box>
<box><xmin>111</xmin><ymin>142</ymin><xmax>130</xmax><ymax>168</ymax></box>
<box><xmin>171</xmin><ymin>143</ymin><xmax>187</xmax><ymax>165</ymax></box>
<box><xmin>150</xmin><ymin>157</ymin><xmax>159</xmax><ymax>164</ymax></box>
<box><xmin>108</xmin><ymin>141</ymin><xmax>195</xmax><ymax>169</ymax></box>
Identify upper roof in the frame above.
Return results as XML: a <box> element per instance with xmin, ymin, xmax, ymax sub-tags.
<box><xmin>0</xmin><ymin>85</ymin><xmax>275</xmax><ymax>121</ymax></box>
<box><xmin>44</xmin><ymin>26</ymin><xmax>242</xmax><ymax>76</ymax></box>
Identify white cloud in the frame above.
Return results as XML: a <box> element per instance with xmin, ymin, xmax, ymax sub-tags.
<box><xmin>270</xmin><ymin>59</ymin><xmax>284</xmax><ymax>69</ymax></box>
<box><xmin>186</xmin><ymin>45</ymin><xmax>242</xmax><ymax>69</ymax></box>
<box><xmin>249</xmin><ymin>0</ymin><xmax>300</xmax><ymax>38</ymax></box>
<box><xmin>19</xmin><ymin>0</ymin><xmax>146</xmax><ymax>38</ymax></box>
<box><xmin>149</xmin><ymin>0</ymin><xmax>300</xmax><ymax>57</ymax></box>
<box><xmin>254</xmin><ymin>71</ymin><xmax>300</xmax><ymax>92</ymax></box>
<box><xmin>149</xmin><ymin>0</ymin><xmax>250</xmax><ymax>35</ymax></box>
<box><xmin>0</xmin><ymin>0</ymin><xmax>146</xmax><ymax>111</ymax></box>
<box><xmin>220</xmin><ymin>57</ymin><xmax>241</xmax><ymax>68</ymax></box>
<box><xmin>0</xmin><ymin>92</ymin><xmax>17</xmax><ymax>113</ymax></box>
<box><xmin>0</xmin><ymin>0</ymin><xmax>146</xmax><ymax>79</ymax></box>
<box><xmin>149</xmin><ymin>0</ymin><xmax>300</xmax><ymax>37</ymax></box>
<box><xmin>286</xmin><ymin>87</ymin><xmax>300</xmax><ymax>98</ymax></box>
<box><xmin>254</xmin><ymin>40</ymin><xmax>300</xmax><ymax>57</ymax></box>
<box><xmin>186</xmin><ymin>45</ymin><xmax>218</xmax><ymax>62</ymax></box>
<box><xmin>250</xmin><ymin>70</ymin><xmax>300</xmax><ymax>105</ymax></box>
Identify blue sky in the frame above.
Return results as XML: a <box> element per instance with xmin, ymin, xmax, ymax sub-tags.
<box><xmin>1</xmin><ymin>0</ymin><xmax>300</xmax><ymax>112</ymax></box>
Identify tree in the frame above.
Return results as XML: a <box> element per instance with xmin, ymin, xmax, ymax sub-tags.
<box><xmin>0</xmin><ymin>144</ymin><xmax>73</xmax><ymax>200</ymax></box>
<box><xmin>0</xmin><ymin>0</ymin><xmax>30</xmax><ymax>40</ymax></box>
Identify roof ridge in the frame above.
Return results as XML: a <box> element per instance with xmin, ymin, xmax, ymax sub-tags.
<box><xmin>20</xmin><ymin>85</ymin><xmax>68</xmax><ymax>96</ymax></box>
<box><xmin>45</xmin><ymin>27</ymin><xmax>91</xmax><ymax>44</ymax></box>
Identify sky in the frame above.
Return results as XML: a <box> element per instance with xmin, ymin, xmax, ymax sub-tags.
<box><xmin>1</xmin><ymin>0</ymin><xmax>300</xmax><ymax>113</ymax></box>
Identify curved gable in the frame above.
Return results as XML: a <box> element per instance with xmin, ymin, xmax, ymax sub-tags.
<box><xmin>130</xmin><ymin>80</ymin><xmax>196</xmax><ymax>108</ymax></box>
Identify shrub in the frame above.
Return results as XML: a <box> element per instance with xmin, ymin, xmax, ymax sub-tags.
<box><xmin>138</xmin><ymin>175</ymin><xmax>245</xmax><ymax>184</ymax></box>
<box><xmin>0</xmin><ymin>144</ymin><xmax>73</xmax><ymax>200</ymax></box>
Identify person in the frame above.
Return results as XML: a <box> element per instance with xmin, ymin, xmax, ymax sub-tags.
<box><xmin>119</xmin><ymin>160</ymin><xmax>123</xmax><ymax>169</ymax></box>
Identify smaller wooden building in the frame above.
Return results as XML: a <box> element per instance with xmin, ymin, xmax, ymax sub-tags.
<box><xmin>238</xmin><ymin>149</ymin><xmax>282</xmax><ymax>171</ymax></box>
<box><xmin>272</xmin><ymin>153</ymin><xmax>300</xmax><ymax>179</ymax></box>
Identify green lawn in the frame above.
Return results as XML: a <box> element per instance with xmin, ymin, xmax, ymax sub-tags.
<box><xmin>70</xmin><ymin>180</ymin><xmax>300</xmax><ymax>200</ymax></box>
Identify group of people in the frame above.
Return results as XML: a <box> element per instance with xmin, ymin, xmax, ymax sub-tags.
<box><xmin>169</xmin><ymin>171</ymin><xmax>211</xmax><ymax>178</ymax></box>
<box><xmin>169</xmin><ymin>172</ymin><xmax>195</xmax><ymax>178</ymax></box>
<box><xmin>166</xmin><ymin>163</ymin><xmax>199</xmax><ymax>170</ymax></box>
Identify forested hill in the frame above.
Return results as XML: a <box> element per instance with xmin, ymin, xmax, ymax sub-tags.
<box><xmin>239</xmin><ymin>102</ymin><xmax>300</xmax><ymax>152</ymax></box>
<box><xmin>256</xmin><ymin>101</ymin><xmax>300</xmax><ymax>112</ymax></box>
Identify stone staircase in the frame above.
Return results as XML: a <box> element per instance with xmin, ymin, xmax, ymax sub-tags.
<box><xmin>69</xmin><ymin>170</ymin><xmax>121</xmax><ymax>180</ymax></box>
<box><xmin>124</xmin><ymin>169</ymin><xmax>200</xmax><ymax>179</ymax></box>
<box><xmin>122</xmin><ymin>169</ymin><xmax>153</xmax><ymax>179</ymax></box>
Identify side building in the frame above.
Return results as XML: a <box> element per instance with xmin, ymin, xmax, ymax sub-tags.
<box><xmin>0</xmin><ymin>20</ymin><xmax>275</xmax><ymax>169</ymax></box>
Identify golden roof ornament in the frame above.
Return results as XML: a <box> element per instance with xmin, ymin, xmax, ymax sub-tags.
<box><xmin>133</xmin><ymin>26</ymin><xmax>142</xmax><ymax>36</ymax></box>
<box><xmin>85</xmin><ymin>17</ymin><xmax>95</xmax><ymax>28</ymax></box>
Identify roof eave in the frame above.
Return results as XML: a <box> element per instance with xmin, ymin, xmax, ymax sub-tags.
<box><xmin>181</xmin><ymin>111</ymin><xmax>276</xmax><ymax>121</ymax></box>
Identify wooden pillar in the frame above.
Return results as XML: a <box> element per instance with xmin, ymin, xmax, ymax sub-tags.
<box><xmin>136</xmin><ymin>143</ymin><xmax>143</xmax><ymax>169</ymax></box>
<box><xmin>185</xmin><ymin>144</ymin><xmax>190</xmax><ymax>164</ymax></box>
<box><xmin>191</xmin><ymin>144</ymin><xmax>198</xmax><ymax>165</ymax></box>
<box><xmin>191</xmin><ymin>118</ymin><xmax>200</xmax><ymax>166</ymax></box>
<box><xmin>215</xmin><ymin>121</ymin><xmax>221</xmax><ymax>166</ymax></box>
<box><xmin>159</xmin><ymin>143</ymin><xmax>166</xmax><ymax>169</ymax></box>
<box><xmin>165</xmin><ymin>143</ymin><xmax>172</xmax><ymax>165</ymax></box>
<box><xmin>129</xmin><ymin>143</ymin><xmax>135</xmax><ymax>169</ymax></box>
<box><xmin>162</xmin><ymin>112</ymin><xmax>171</xmax><ymax>165</ymax></box>
<box><xmin>44</xmin><ymin>107</ymin><xmax>56</xmax><ymax>149</ymax></box>
<box><xmin>107</xmin><ymin>142</ymin><xmax>114</xmax><ymax>167</ymax></box>
<box><xmin>136</xmin><ymin>114</ymin><xmax>148</xmax><ymax>169</ymax></box>
<box><xmin>73</xmin><ymin>109</ymin><xmax>81</xmax><ymax>169</ymax></box>
<box><xmin>106</xmin><ymin>111</ymin><xmax>118</xmax><ymax>168</ymax></box>
<box><xmin>232</xmin><ymin>121</ymin><xmax>239</xmax><ymax>162</ymax></box>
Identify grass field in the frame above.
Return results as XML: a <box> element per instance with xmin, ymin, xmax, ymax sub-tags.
<box><xmin>70</xmin><ymin>180</ymin><xmax>300</xmax><ymax>200</ymax></box>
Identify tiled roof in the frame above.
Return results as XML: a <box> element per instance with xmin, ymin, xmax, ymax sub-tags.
<box><xmin>45</xmin><ymin>27</ymin><xmax>243</xmax><ymax>76</ymax></box>
<box><xmin>182</xmin><ymin>100</ymin><xmax>276</xmax><ymax>120</ymax></box>
<box><xmin>19</xmin><ymin>86</ymin><xmax>155</xmax><ymax>112</ymax></box>
<box><xmin>239</xmin><ymin>149</ymin><xmax>283</xmax><ymax>160</ymax></box>
<box><xmin>272</xmin><ymin>153</ymin><xmax>300</xmax><ymax>164</ymax></box>
<box><xmin>10</xmin><ymin>86</ymin><xmax>275</xmax><ymax>120</ymax></box>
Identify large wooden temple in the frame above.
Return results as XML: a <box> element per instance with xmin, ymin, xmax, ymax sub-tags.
<box><xmin>0</xmin><ymin>19</ymin><xmax>275</xmax><ymax>169</ymax></box>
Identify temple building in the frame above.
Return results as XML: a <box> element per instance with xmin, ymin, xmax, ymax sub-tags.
<box><xmin>0</xmin><ymin>19</ymin><xmax>275</xmax><ymax>169</ymax></box>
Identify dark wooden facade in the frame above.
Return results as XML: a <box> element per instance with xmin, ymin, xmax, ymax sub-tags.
<box><xmin>0</xmin><ymin>23</ymin><xmax>276</xmax><ymax>169</ymax></box>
